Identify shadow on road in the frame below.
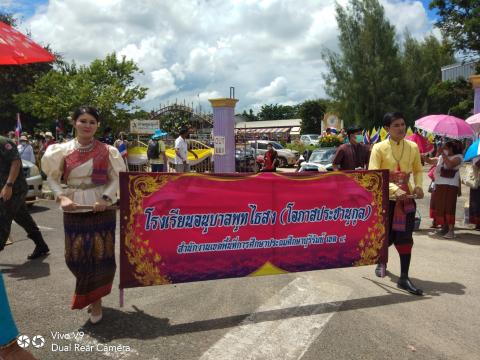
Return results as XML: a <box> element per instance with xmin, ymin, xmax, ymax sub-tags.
<box><xmin>0</xmin><ymin>258</ymin><xmax>50</xmax><ymax>280</ymax></box>
<box><xmin>80</xmin><ymin>292</ymin><xmax>428</xmax><ymax>342</ymax></box>
<box><xmin>386</xmin><ymin>273</ymin><xmax>466</xmax><ymax>297</ymax></box>
<box><xmin>28</xmin><ymin>205</ymin><xmax>51</xmax><ymax>214</ymax></box>
<box><xmin>424</xmin><ymin>229</ymin><xmax>480</xmax><ymax>246</ymax></box>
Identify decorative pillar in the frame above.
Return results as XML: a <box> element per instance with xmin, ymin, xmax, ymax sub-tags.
<box><xmin>209</xmin><ymin>98</ymin><xmax>238</xmax><ymax>173</ymax></box>
<box><xmin>470</xmin><ymin>75</ymin><xmax>480</xmax><ymax>115</ymax></box>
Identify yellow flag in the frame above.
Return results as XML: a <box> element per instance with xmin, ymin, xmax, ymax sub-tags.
<box><xmin>379</xmin><ymin>127</ymin><xmax>388</xmax><ymax>140</ymax></box>
<box><xmin>406</xmin><ymin>127</ymin><xmax>413</xmax><ymax>136</ymax></box>
<box><xmin>427</xmin><ymin>133</ymin><xmax>434</xmax><ymax>143</ymax></box>
<box><xmin>370</xmin><ymin>127</ymin><xmax>377</xmax><ymax>138</ymax></box>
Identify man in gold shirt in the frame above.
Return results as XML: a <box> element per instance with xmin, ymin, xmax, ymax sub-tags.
<box><xmin>369</xmin><ymin>112</ymin><xmax>424</xmax><ymax>295</ymax></box>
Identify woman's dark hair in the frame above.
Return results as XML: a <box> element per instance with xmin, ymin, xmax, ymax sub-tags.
<box><xmin>72</xmin><ymin>106</ymin><xmax>100</xmax><ymax>123</ymax></box>
<box><xmin>383</xmin><ymin>112</ymin><xmax>404</xmax><ymax>127</ymax></box>
<box><xmin>445</xmin><ymin>140</ymin><xmax>463</xmax><ymax>155</ymax></box>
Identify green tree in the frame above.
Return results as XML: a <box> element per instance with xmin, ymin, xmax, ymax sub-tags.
<box><xmin>430</xmin><ymin>0</ymin><xmax>480</xmax><ymax>61</ymax></box>
<box><xmin>427</xmin><ymin>78</ymin><xmax>474</xmax><ymax>118</ymax></box>
<box><xmin>323</xmin><ymin>0</ymin><xmax>404</xmax><ymax>129</ymax></box>
<box><xmin>241</xmin><ymin>108</ymin><xmax>258</xmax><ymax>121</ymax></box>
<box><xmin>0</xmin><ymin>12</ymin><xmax>56</xmax><ymax>133</ymax></box>
<box><xmin>257</xmin><ymin>104</ymin><xmax>299</xmax><ymax>120</ymax></box>
<box><xmin>156</xmin><ymin>112</ymin><xmax>192</xmax><ymax>136</ymax></box>
<box><xmin>401</xmin><ymin>34</ymin><xmax>455</xmax><ymax>122</ymax></box>
<box><xmin>14</xmin><ymin>53</ymin><xmax>148</xmax><ymax>132</ymax></box>
<box><xmin>299</xmin><ymin>99</ymin><xmax>328</xmax><ymax>134</ymax></box>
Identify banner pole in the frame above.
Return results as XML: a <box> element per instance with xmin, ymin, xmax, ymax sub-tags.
<box><xmin>119</xmin><ymin>288</ymin><xmax>124</xmax><ymax>308</ymax></box>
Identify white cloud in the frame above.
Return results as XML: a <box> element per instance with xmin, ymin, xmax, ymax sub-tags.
<box><xmin>247</xmin><ymin>77</ymin><xmax>288</xmax><ymax>100</ymax></box>
<box><xmin>24</xmin><ymin>0</ymin><xmax>437</xmax><ymax>112</ymax></box>
<box><xmin>146</xmin><ymin>68</ymin><xmax>177</xmax><ymax>100</ymax></box>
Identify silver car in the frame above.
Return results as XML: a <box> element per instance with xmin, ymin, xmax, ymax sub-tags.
<box><xmin>22</xmin><ymin>159</ymin><xmax>42</xmax><ymax>204</ymax></box>
<box><xmin>247</xmin><ymin>140</ymin><xmax>299</xmax><ymax>167</ymax></box>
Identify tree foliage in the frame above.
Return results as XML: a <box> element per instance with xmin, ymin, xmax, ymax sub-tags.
<box><xmin>401</xmin><ymin>34</ymin><xmax>455</xmax><ymax>122</ymax></box>
<box><xmin>323</xmin><ymin>0</ymin><xmax>404</xmax><ymax>129</ymax></box>
<box><xmin>0</xmin><ymin>12</ymin><xmax>56</xmax><ymax>133</ymax></box>
<box><xmin>427</xmin><ymin>78</ymin><xmax>474</xmax><ymax>118</ymax></box>
<box><xmin>241</xmin><ymin>108</ymin><xmax>258</xmax><ymax>121</ymax></box>
<box><xmin>156</xmin><ymin>112</ymin><xmax>192</xmax><ymax>136</ymax></box>
<box><xmin>14</xmin><ymin>53</ymin><xmax>148</xmax><ymax>132</ymax></box>
<box><xmin>257</xmin><ymin>104</ymin><xmax>299</xmax><ymax>120</ymax></box>
<box><xmin>430</xmin><ymin>0</ymin><xmax>480</xmax><ymax>60</ymax></box>
<box><xmin>299</xmin><ymin>99</ymin><xmax>329</xmax><ymax>134</ymax></box>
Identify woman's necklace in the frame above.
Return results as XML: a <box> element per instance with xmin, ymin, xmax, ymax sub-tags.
<box><xmin>74</xmin><ymin>138</ymin><xmax>95</xmax><ymax>153</ymax></box>
<box><xmin>391</xmin><ymin>140</ymin><xmax>405</xmax><ymax>171</ymax></box>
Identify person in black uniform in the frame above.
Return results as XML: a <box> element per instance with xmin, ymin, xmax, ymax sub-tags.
<box><xmin>0</xmin><ymin>135</ymin><xmax>49</xmax><ymax>259</ymax></box>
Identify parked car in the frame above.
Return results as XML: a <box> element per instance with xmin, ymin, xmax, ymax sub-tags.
<box><xmin>235</xmin><ymin>147</ymin><xmax>257</xmax><ymax>172</ymax></box>
<box><xmin>22</xmin><ymin>159</ymin><xmax>42</xmax><ymax>204</ymax></box>
<box><xmin>247</xmin><ymin>140</ymin><xmax>299</xmax><ymax>167</ymax></box>
<box><xmin>298</xmin><ymin>147</ymin><xmax>337</xmax><ymax>172</ymax></box>
<box><xmin>300</xmin><ymin>134</ymin><xmax>320</xmax><ymax>146</ymax></box>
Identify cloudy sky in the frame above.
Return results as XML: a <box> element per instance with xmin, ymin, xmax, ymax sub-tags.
<box><xmin>2</xmin><ymin>0</ymin><xmax>440</xmax><ymax>113</ymax></box>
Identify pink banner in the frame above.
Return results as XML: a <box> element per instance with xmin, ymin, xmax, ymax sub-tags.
<box><xmin>120</xmin><ymin>171</ymin><xmax>388</xmax><ymax>289</ymax></box>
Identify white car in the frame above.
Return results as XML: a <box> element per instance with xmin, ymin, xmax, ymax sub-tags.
<box><xmin>298</xmin><ymin>147</ymin><xmax>337</xmax><ymax>172</ymax></box>
<box><xmin>300</xmin><ymin>134</ymin><xmax>320</xmax><ymax>145</ymax></box>
<box><xmin>22</xmin><ymin>159</ymin><xmax>42</xmax><ymax>204</ymax></box>
<box><xmin>247</xmin><ymin>140</ymin><xmax>299</xmax><ymax>167</ymax></box>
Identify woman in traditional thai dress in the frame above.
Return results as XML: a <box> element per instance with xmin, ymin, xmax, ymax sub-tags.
<box><xmin>42</xmin><ymin>106</ymin><xmax>125</xmax><ymax>324</ymax></box>
<box><xmin>432</xmin><ymin>140</ymin><xmax>463</xmax><ymax>239</ymax></box>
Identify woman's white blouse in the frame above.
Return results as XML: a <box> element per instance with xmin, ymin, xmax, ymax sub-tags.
<box><xmin>41</xmin><ymin>140</ymin><xmax>126</xmax><ymax>211</ymax></box>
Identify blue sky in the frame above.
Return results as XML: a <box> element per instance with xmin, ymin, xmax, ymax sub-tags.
<box><xmin>0</xmin><ymin>0</ymin><xmax>48</xmax><ymax>20</ymax></box>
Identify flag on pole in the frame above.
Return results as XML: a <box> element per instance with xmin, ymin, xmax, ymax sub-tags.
<box><xmin>370</xmin><ymin>127</ymin><xmax>377</xmax><ymax>139</ymax></box>
<box><xmin>406</xmin><ymin>127</ymin><xmax>413</xmax><ymax>136</ymax></box>
<box><xmin>15</xmin><ymin>113</ymin><xmax>22</xmax><ymax>138</ymax></box>
<box><xmin>363</xmin><ymin>129</ymin><xmax>370</xmax><ymax>144</ymax></box>
<box><xmin>118</xmin><ymin>140</ymin><xmax>128</xmax><ymax>158</ymax></box>
<box><xmin>370</xmin><ymin>128</ymin><xmax>381</xmax><ymax>144</ymax></box>
<box><xmin>379</xmin><ymin>127</ymin><xmax>388</xmax><ymax>141</ymax></box>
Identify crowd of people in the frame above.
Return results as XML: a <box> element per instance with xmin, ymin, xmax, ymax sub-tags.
<box><xmin>2</xmin><ymin>108</ymin><xmax>480</xmax><ymax>359</ymax></box>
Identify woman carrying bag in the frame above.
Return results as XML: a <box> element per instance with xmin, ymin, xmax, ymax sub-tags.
<box><xmin>432</xmin><ymin>140</ymin><xmax>463</xmax><ymax>239</ymax></box>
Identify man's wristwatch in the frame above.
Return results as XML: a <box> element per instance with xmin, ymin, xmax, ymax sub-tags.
<box><xmin>5</xmin><ymin>182</ymin><xmax>13</xmax><ymax>187</ymax></box>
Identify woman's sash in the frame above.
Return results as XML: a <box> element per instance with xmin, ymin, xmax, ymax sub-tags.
<box><xmin>64</xmin><ymin>140</ymin><xmax>109</xmax><ymax>185</ymax></box>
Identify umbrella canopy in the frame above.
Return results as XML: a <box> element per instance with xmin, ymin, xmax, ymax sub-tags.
<box><xmin>464</xmin><ymin>139</ymin><xmax>480</xmax><ymax>161</ymax></box>
<box><xmin>466</xmin><ymin>113</ymin><xmax>480</xmax><ymax>132</ymax></box>
<box><xmin>0</xmin><ymin>21</ymin><xmax>55</xmax><ymax>65</ymax></box>
<box><xmin>406</xmin><ymin>133</ymin><xmax>434</xmax><ymax>154</ymax></box>
<box><xmin>415</xmin><ymin>114</ymin><xmax>474</xmax><ymax>139</ymax></box>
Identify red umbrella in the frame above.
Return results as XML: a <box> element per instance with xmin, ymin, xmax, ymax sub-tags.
<box><xmin>0</xmin><ymin>21</ymin><xmax>55</xmax><ymax>65</ymax></box>
<box><xmin>406</xmin><ymin>133</ymin><xmax>434</xmax><ymax>154</ymax></box>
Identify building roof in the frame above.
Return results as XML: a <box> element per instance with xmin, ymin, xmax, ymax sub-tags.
<box><xmin>235</xmin><ymin>118</ymin><xmax>302</xmax><ymax>129</ymax></box>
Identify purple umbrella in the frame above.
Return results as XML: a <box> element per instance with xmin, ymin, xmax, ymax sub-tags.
<box><xmin>415</xmin><ymin>114</ymin><xmax>474</xmax><ymax>139</ymax></box>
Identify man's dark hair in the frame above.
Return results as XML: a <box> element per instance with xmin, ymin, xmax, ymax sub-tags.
<box><xmin>383</xmin><ymin>112</ymin><xmax>404</xmax><ymax>127</ymax></box>
<box><xmin>267</xmin><ymin>142</ymin><xmax>274</xmax><ymax>147</ymax></box>
<box><xmin>179</xmin><ymin>128</ymin><xmax>189</xmax><ymax>136</ymax></box>
<box><xmin>347</xmin><ymin>126</ymin><xmax>362</xmax><ymax>137</ymax></box>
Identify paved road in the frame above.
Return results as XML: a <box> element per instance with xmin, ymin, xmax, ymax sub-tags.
<box><xmin>2</xmin><ymin>169</ymin><xmax>479</xmax><ymax>360</ymax></box>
